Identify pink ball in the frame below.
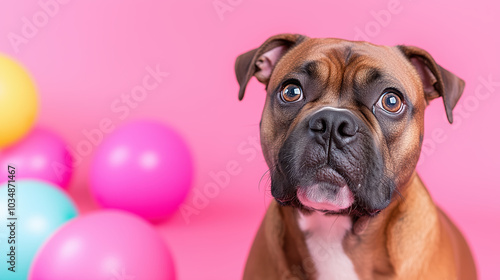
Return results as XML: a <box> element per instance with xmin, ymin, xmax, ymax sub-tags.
<box><xmin>29</xmin><ymin>210</ymin><xmax>175</xmax><ymax>280</ymax></box>
<box><xmin>0</xmin><ymin>127</ymin><xmax>73</xmax><ymax>189</ymax></box>
<box><xmin>90</xmin><ymin>120</ymin><xmax>193</xmax><ymax>221</ymax></box>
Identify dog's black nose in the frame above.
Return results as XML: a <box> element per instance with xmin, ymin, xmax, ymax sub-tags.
<box><xmin>308</xmin><ymin>108</ymin><xmax>359</xmax><ymax>147</ymax></box>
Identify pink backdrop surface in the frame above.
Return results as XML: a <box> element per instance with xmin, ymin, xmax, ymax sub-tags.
<box><xmin>1</xmin><ymin>0</ymin><xmax>499</xmax><ymax>279</ymax></box>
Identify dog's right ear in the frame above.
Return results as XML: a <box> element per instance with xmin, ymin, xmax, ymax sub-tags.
<box><xmin>235</xmin><ymin>33</ymin><xmax>307</xmax><ymax>100</ymax></box>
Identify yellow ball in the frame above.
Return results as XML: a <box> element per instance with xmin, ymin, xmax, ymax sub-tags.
<box><xmin>0</xmin><ymin>55</ymin><xmax>38</xmax><ymax>148</ymax></box>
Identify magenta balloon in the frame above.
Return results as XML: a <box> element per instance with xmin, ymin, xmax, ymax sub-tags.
<box><xmin>29</xmin><ymin>210</ymin><xmax>175</xmax><ymax>280</ymax></box>
<box><xmin>0</xmin><ymin>127</ymin><xmax>73</xmax><ymax>189</ymax></box>
<box><xmin>90</xmin><ymin>120</ymin><xmax>193</xmax><ymax>221</ymax></box>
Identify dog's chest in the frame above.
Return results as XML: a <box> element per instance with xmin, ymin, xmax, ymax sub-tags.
<box><xmin>298</xmin><ymin>212</ymin><xmax>359</xmax><ymax>280</ymax></box>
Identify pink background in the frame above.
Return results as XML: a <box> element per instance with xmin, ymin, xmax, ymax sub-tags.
<box><xmin>1</xmin><ymin>0</ymin><xmax>499</xmax><ymax>279</ymax></box>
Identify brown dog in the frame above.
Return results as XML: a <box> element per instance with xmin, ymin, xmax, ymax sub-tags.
<box><xmin>235</xmin><ymin>34</ymin><xmax>476</xmax><ymax>280</ymax></box>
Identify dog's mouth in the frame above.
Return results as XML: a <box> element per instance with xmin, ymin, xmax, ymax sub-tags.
<box><xmin>273</xmin><ymin>166</ymin><xmax>383</xmax><ymax>217</ymax></box>
<box><xmin>275</xmin><ymin>189</ymin><xmax>381</xmax><ymax>217</ymax></box>
<box><xmin>296</xmin><ymin>167</ymin><xmax>354</xmax><ymax>212</ymax></box>
<box><xmin>297</xmin><ymin>184</ymin><xmax>354</xmax><ymax>212</ymax></box>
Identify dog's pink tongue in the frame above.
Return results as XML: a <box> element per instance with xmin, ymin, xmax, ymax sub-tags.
<box><xmin>297</xmin><ymin>185</ymin><xmax>354</xmax><ymax>212</ymax></box>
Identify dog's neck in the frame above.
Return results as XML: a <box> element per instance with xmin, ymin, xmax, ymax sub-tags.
<box><xmin>297</xmin><ymin>173</ymin><xmax>443</xmax><ymax>279</ymax></box>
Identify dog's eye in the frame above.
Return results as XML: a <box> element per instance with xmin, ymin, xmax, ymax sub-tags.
<box><xmin>280</xmin><ymin>84</ymin><xmax>303</xmax><ymax>103</ymax></box>
<box><xmin>377</xmin><ymin>91</ymin><xmax>404</xmax><ymax>114</ymax></box>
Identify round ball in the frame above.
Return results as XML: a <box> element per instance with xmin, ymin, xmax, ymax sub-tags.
<box><xmin>29</xmin><ymin>210</ymin><xmax>176</xmax><ymax>280</ymax></box>
<box><xmin>0</xmin><ymin>55</ymin><xmax>38</xmax><ymax>148</ymax></box>
<box><xmin>0</xmin><ymin>180</ymin><xmax>78</xmax><ymax>280</ymax></box>
<box><xmin>89</xmin><ymin>120</ymin><xmax>193</xmax><ymax>221</ymax></box>
<box><xmin>0</xmin><ymin>127</ymin><xmax>73</xmax><ymax>189</ymax></box>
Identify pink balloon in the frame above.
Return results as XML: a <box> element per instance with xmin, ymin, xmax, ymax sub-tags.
<box><xmin>0</xmin><ymin>127</ymin><xmax>73</xmax><ymax>189</ymax></box>
<box><xmin>90</xmin><ymin>120</ymin><xmax>193</xmax><ymax>221</ymax></box>
<box><xmin>29</xmin><ymin>210</ymin><xmax>176</xmax><ymax>280</ymax></box>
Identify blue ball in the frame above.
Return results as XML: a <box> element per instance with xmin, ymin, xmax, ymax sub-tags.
<box><xmin>0</xmin><ymin>179</ymin><xmax>78</xmax><ymax>280</ymax></box>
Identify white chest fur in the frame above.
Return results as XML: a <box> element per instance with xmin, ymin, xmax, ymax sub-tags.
<box><xmin>298</xmin><ymin>212</ymin><xmax>359</xmax><ymax>280</ymax></box>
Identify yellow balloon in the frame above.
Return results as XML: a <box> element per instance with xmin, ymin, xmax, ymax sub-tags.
<box><xmin>0</xmin><ymin>55</ymin><xmax>38</xmax><ymax>148</ymax></box>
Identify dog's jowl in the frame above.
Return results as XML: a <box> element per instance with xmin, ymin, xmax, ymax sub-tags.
<box><xmin>235</xmin><ymin>34</ymin><xmax>476</xmax><ymax>280</ymax></box>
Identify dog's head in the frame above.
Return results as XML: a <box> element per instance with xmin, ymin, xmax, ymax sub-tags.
<box><xmin>235</xmin><ymin>34</ymin><xmax>464</xmax><ymax>217</ymax></box>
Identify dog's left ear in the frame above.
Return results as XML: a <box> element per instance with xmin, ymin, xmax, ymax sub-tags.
<box><xmin>235</xmin><ymin>33</ymin><xmax>307</xmax><ymax>100</ymax></box>
<box><xmin>397</xmin><ymin>45</ymin><xmax>465</xmax><ymax>123</ymax></box>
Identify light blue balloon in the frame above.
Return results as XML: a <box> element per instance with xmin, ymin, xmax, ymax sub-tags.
<box><xmin>0</xmin><ymin>179</ymin><xmax>78</xmax><ymax>280</ymax></box>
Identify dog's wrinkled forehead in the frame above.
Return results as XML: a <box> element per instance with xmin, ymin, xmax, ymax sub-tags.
<box><xmin>267</xmin><ymin>39</ymin><xmax>420</xmax><ymax>103</ymax></box>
